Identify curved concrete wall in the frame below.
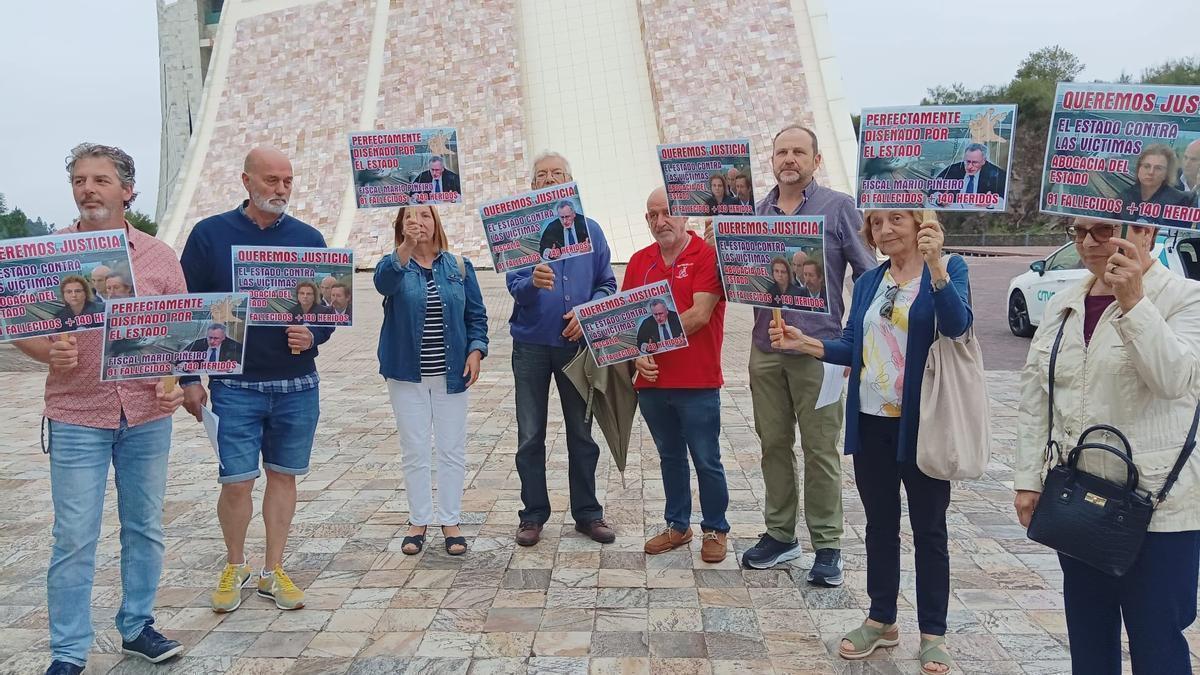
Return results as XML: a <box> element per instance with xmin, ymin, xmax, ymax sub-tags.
<box><xmin>160</xmin><ymin>0</ymin><xmax>857</xmax><ymax>266</ymax></box>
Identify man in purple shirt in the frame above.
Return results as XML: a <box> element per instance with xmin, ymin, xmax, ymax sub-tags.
<box><xmin>740</xmin><ymin>126</ymin><xmax>876</xmax><ymax>579</ymax></box>
<box><xmin>506</xmin><ymin>151</ymin><xmax>618</xmax><ymax>547</ymax></box>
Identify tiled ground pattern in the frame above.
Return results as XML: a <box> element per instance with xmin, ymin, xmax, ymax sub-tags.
<box><xmin>0</xmin><ymin>271</ymin><xmax>1196</xmax><ymax>675</ymax></box>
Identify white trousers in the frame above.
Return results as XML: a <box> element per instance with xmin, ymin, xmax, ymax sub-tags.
<box><xmin>386</xmin><ymin>376</ymin><xmax>469</xmax><ymax>526</ymax></box>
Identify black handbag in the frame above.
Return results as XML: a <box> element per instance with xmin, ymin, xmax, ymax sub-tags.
<box><xmin>1026</xmin><ymin>309</ymin><xmax>1200</xmax><ymax>577</ymax></box>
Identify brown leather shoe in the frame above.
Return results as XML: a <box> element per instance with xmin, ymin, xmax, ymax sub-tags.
<box><xmin>700</xmin><ymin>530</ymin><xmax>727</xmax><ymax>563</ymax></box>
<box><xmin>644</xmin><ymin>527</ymin><xmax>693</xmax><ymax>554</ymax></box>
<box><xmin>575</xmin><ymin>519</ymin><xmax>616</xmax><ymax>544</ymax></box>
<box><xmin>515</xmin><ymin>521</ymin><xmax>543</xmax><ymax>547</ymax></box>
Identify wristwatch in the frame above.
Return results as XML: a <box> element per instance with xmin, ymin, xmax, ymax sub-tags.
<box><xmin>932</xmin><ymin>276</ymin><xmax>950</xmax><ymax>292</ymax></box>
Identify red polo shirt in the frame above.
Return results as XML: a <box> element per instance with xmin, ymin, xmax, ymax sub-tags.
<box><xmin>622</xmin><ymin>231</ymin><xmax>725</xmax><ymax>390</ymax></box>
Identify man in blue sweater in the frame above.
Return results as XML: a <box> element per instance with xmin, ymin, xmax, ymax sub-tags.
<box><xmin>180</xmin><ymin>146</ymin><xmax>334</xmax><ymax>613</ymax></box>
<box><xmin>508</xmin><ymin>151</ymin><xmax>618</xmax><ymax>547</ymax></box>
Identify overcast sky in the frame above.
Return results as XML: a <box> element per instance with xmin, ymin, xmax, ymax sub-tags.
<box><xmin>1</xmin><ymin>2</ymin><xmax>1198</xmax><ymax>228</ymax></box>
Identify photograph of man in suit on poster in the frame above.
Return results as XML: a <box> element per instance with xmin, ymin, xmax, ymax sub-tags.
<box><xmin>180</xmin><ymin>323</ymin><xmax>244</xmax><ymax>368</ymax></box>
<box><xmin>930</xmin><ymin>143</ymin><xmax>1007</xmax><ymax>208</ymax></box>
<box><xmin>636</xmin><ymin>298</ymin><xmax>683</xmax><ymax>354</ymax></box>
<box><xmin>414</xmin><ymin>155</ymin><xmax>460</xmax><ymax>195</ymax></box>
<box><xmin>538</xmin><ymin>200</ymin><xmax>590</xmax><ymax>259</ymax></box>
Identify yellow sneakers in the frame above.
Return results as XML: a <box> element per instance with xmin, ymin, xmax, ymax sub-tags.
<box><xmin>210</xmin><ymin>563</ymin><xmax>253</xmax><ymax>613</ymax></box>
<box><xmin>257</xmin><ymin>565</ymin><xmax>305</xmax><ymax>610</ymax></box>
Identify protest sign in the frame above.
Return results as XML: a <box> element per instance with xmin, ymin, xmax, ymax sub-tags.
<box><xmin>857</xmin><ymin>105</ymin><xmax>1017</xmax><ymax>211</ymax></box>
<box><xmin>100</xmin><ymin>292</ymin><xmax>249</xmax><ymax>381</ymax></box>
<box><xmin>658</xmin><ymin>139</ymin><xmax>754</xmax><ymax>217</ymax></box>
<box><xmin>1041</xmin><ymin>82</ymin><xmax>1200</xmax><ymax>230</ymax></box>
<box><xmin>575</xmin><ymin>280</ymin><xmax>687</xmax><ymax>367</ymax></box>
<box><xmin>349</xmin><ymin>127</ymin><xmax>461</xmax><ymax>207</ymax></box>
<box><xmin>713</xmin><ymin>216</ymin><xmax>830</xmax><ymax>314</ymax></box>
<box><xmin>0</xmin><ymin>230</ymin><xmax>136</xmax><ymax>341</ymax></box>
<box><xmin>480</xmin><ymin>182</ymin><xmax>591</xmax><ymax>272</ymax></box>
<box><xmin>233</xmin><ymin>246</ymin><xmax>354</xmax><ymax>326</ymax></box>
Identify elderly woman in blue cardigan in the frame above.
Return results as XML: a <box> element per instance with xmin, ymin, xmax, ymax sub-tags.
<box><xmin>770</xmin><ymin>209</ymin><xmax>972</xmax><ymax>675</ymax></box>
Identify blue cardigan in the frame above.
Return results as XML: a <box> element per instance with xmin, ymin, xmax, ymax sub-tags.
<box><xmin>821</xmin><ymin>255</ymin><xmax>973</xmax><ymax>463</ymax></box>
<box><xmin>374</xmin><ymin>251</ymin><xmax>489</xmax><ymax>394</ymax></box>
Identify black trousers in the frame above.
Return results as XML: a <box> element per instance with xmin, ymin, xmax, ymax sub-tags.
<box><xmin>1060</xmin><ymin>530</ymin><xmax>1200</xmax><ymax>674</ymax></box>
<box><xmin>854</xmin><ymin>413</ymin><xmax>951</xmax><ymax>635</ymax></box>
<box><xmin>511</xmin><ymin>341</ymin><xmax>602</xmax><ymax>525</ymax></box>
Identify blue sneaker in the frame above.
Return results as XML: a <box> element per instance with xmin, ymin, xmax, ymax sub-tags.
<box><xmin>807</xmin><ymin>547</ymin><xmax>844</xmax><ymax>587</ymax></box>
<box><xmin>121</xmin><ymin>625</ymin><xmax>183</xmax><ymax>663</ymax></box>
<box><xmin>45</xmin><ymin>661</ymin><xmax>84</xmax><ymax>675</ymax></box>
<box><xmin>741</xmin><ymin>533</ymin><xmax>802</xmax><ymax>569</ymax></box>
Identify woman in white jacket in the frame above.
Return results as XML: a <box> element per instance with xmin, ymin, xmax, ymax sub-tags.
<box><xmin>1014</xmin><ymin>217</ymin><xmax>1200</xmax><ymax>675</ymax></box>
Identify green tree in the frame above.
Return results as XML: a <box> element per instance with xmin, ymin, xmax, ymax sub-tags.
<box><xmin>1015</xmin><ymin>45</ymin><xmax>1084</xmax><ymax>83</ymax></box>
<box><xmin>1141</xmin><ymin>57</ymin><xmax>1200</xmax><ymax>85</ymax></box>
<box><xmin>0</xmin><ymin>192</ymin><xmax>56</xmax><ymax>238</ymax></box>
<box><xmin>922</xmin><ymin>83</ymin><xmax>1001</xmax><ymax>106</ymax></box>
<box><xmin>0</xmin><ymin>207</ymin><xmax>31</xmax><ymax>239</ymax></box>
<box><xmin>126</xmin><ymin>210</ymin><xmax>157</xmax><ymax>236</ymax></box>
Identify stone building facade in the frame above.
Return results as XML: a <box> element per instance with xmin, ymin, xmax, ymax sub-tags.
<box><xmin>158</xmin><ymin>0</ymin><xmax>855</xmax><ymax>266</ymax></box>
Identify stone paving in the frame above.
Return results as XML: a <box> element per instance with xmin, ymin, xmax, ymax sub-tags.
<box><xmin>0</xmin><ymin>270</ymin><xmax>1194</xmax><ymax>675</ymax></box>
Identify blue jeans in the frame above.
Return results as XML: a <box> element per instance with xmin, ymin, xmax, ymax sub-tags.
<box><xmin>512</xmin><ymin>341</ymin><xmax>602</xmax><ymax>524</ymax></box>
<box><xmin>209</xmin><ymin>382</ymin><xmax>320</xmax><ymax>483</ymax></box>
<box><xmin>47</xmin><ymin>416</ymin><xmax>172</xmax><ymax>667</ymax></box>
<box><xmin>1060</xmin><ymin>530</ymin><xmax>1200</xmax><ymax>674</ymax></box>
<box><xmin>637</xmin><ymin>388</ymin><xmax>729</xmax><ymax>533</ymax></box>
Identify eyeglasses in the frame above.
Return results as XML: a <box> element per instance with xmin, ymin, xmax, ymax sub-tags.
<box><xmin>1067</xmin><ymin>224</ymin><xmax>1118</xmax><ymax>243</ymax></box>
<box><xmin>879</xmin><ymin>285</ymin><xmax>900</xmax><ymax>322</ymax></box>
<box><xmin>535</xmin><ymin>169</ymin><xmax>569</xmax><ymax>181</ymax></box>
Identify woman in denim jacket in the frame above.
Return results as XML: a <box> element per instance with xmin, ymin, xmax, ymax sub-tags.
<box><xmin>375</xmin><ymin>205</ymin><xmax>488</xmax><ymax>556</ymax></box>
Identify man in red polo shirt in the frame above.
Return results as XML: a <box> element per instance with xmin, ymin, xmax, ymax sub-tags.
<box><xmin>624</xmin><ymin>186</ymin><xmax>730</xmax><ymax>563</ymax></box>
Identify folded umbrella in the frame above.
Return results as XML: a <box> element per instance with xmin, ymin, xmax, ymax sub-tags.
<box><xmin>563</xmin><ymin>347</ymin><xmax>637</xmax><ymax>485</ymax></box>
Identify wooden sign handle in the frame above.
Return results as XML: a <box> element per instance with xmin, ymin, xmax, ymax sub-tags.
<box><xmin>291</xmin><ymin>347</ymin><xmax>301</xmax><ymax>355</ymax></box>
<box><xmin>161</xmin><ymin>376</ymin><xmax>177</xmax><ymax>393</ymax></box>
<box><xmin>772</xmin><ymin>308</ymin><xmax>782</xmax><ymax>325</ymax></box>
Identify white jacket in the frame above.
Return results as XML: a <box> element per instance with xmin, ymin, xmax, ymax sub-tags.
<box><xmin>1015</xmin><ymin>262</ymin><xmax>1200</xmax><ymax>532</ymax></box>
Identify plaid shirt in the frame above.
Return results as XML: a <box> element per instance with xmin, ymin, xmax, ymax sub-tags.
<box><xmin>216</xmin><ymin>371</ymin><xmax>320</xmax><ymax>394</ymax></box>
<box><xmin>43</xmin><ymin>222</ymin><xmax>188</xmax><ymax>429</ymax></box>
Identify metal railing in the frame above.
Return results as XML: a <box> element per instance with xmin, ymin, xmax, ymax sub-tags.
<box><xmin>943</xmin><ymin>232</ymin><xmax>1069</xmax><ymax>247</ymax></box>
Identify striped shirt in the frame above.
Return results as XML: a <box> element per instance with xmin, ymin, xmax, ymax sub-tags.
<box><xmin>420</xmin><ymin>267</ymin><xmax>447</xmax><ymax>376</ymax></box>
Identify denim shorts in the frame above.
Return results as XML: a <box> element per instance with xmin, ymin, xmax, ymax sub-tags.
<box><xmin>209</xmin><ymin>381</ymin><xmax>320</xmax><ymax>483</ymax></box>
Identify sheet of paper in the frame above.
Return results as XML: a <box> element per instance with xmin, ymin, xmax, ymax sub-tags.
<box><xmin>201</xmin><ymin>406</ymin><xmax>223</xmax><ymax>468</ymax></box>
<box><xmin>815</xmin><ymin>362</ymin><xmax>845</xmax><ymax>410</ymax></box>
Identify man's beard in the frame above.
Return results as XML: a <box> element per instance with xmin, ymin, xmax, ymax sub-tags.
<box><xmin>252</xmin><ymin>193</ymin><xmax>288</xmax><ymax>215</ymax></box>
<box><xmin>78</xmin><ymin>204</ymin><xmax>112</xmax><ymax>223</ymax></box>
<box><xmin>776</xmin><ymin>169</ymin><xmax>809</xmax><ymax>186</ymax></box>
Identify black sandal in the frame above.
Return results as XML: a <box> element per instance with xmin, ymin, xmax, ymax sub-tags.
<box><xmin>401</xmin><ymin>526</ymin><xmax>427</xmax><ymax>555</ymax></box>
<box><xmin>442</xmin><ymin>526</ymin><xmax>467</xmax><ymax>556</ymax></box>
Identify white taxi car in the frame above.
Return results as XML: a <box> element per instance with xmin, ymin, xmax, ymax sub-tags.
<box><xmin>1007</xmin><ymin>231</ymin><xmax>1200</xmax><ymax>337</ymax></box>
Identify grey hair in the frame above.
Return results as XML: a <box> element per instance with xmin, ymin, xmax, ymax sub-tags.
<box><xmin>529</xmin><ymin>151</ymin><xmax>573</xmax><ymax>184</ymax></box>
<box><xmin>66</xmin><ymin>143</ymin><xmax>137</xmax><ymax>208</ymax></box>
<box><xmin>207</xmin><ymin>323</ymin><xmax>227</xmax><ymax>334</ymax></box>
<box><xmin>555</xmin><ymin>200</ymin><xmax>576</xmax><ymax>213</ymax></box>
<box><xmin>964</xmin><ymin>143</ymin><xmax>988</xmax><ymax>159</ymax></box>
<box><xmin>428</xmin><ymin>155</ymin><xmax>445</xmax><ymax>166</ymax></box>
<box><xmin>647</xmin><ymin>298</ymin><xmax>668</xmax><ymax>311</ymax></box>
